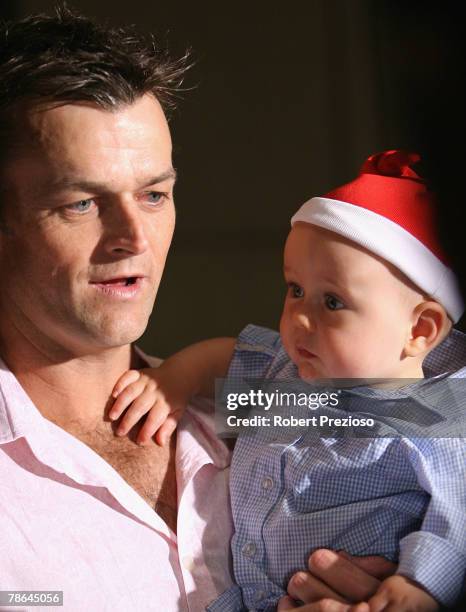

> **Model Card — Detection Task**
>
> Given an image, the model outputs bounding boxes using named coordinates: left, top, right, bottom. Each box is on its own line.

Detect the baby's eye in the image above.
left=325, top=294, right=345, bottom=310
left=288, top=283, right=304, bottom=298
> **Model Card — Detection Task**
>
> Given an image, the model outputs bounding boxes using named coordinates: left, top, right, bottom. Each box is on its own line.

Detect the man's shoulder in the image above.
left=136, top=351, right=163, bottom=369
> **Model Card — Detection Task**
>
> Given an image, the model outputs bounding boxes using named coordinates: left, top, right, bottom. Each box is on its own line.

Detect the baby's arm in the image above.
left=109, top=338, right=236, bottom=445
left=367, top=574, right=438, bottom=611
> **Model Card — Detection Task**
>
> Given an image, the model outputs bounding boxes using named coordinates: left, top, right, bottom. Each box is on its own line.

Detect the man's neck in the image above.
left=0, top=318, right=137, bottom=430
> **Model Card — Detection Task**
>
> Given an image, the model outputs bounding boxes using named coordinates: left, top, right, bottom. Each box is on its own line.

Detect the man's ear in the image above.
left=404, top=301, right=451, bottom=358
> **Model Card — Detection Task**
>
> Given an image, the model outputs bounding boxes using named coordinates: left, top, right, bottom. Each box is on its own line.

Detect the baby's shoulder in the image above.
left=232, top=324, right=296, bottom=380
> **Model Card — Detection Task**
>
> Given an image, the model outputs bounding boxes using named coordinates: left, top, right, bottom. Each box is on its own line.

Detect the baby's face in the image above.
left=280, top=223, right=424, bottom=380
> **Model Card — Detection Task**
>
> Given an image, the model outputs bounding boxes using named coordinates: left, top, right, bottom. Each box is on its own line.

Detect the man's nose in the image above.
left=103, top=199, right=149, bottom=256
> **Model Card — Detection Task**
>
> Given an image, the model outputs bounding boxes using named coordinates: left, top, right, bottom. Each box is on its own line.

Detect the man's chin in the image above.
left=82, top=318, right=151, bottom=350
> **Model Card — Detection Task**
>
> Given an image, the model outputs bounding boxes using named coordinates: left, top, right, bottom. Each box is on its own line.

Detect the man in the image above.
left=0, top=8, right=392, bottom=611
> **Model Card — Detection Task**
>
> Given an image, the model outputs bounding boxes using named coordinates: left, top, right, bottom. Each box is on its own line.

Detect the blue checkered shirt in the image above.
left=208, top=325, right=466, bottom=611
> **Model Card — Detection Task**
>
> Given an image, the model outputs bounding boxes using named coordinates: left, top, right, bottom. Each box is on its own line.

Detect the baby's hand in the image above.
left=109, top=367, right=186, bottom=446
left=367, top=574, right=438, bottom=612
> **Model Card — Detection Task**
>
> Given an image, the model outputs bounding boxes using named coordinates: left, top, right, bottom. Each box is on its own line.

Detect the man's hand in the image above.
left=277, top=596, right=368, bottom=612
left=278, top=549, right=396, bottom=611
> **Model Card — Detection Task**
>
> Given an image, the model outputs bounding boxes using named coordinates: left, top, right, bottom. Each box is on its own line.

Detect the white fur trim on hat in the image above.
left=291, top=197, right=464, bottom=322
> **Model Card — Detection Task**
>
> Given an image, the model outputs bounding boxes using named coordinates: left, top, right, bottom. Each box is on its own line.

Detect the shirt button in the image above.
left=241, top=542, right=256, bottom=557
left=262, top=476, right=274, bottom=490
left=182, top=555, right=196, bottom=571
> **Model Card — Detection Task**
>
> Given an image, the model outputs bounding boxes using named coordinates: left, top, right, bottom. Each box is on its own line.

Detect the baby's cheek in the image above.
left=298, top=361, right=320, bottom=381
left=328, top=336, right=372, bottom=378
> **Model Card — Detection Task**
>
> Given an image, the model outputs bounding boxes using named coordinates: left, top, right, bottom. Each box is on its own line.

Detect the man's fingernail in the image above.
left=291, top=572, right=307, bottom=586
left=312, top=549, right=336, bottom=568
left=337, top=550, right=352, bottom=560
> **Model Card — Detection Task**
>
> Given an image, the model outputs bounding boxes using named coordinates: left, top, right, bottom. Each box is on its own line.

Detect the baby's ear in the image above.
left=404, top=301, right=451, bottom=357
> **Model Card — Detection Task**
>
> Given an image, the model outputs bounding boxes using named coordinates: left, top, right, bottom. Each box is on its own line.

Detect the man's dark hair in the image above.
left=0, top=5, right=189, bottom=115
left=0, top=5, right=189, bottom=221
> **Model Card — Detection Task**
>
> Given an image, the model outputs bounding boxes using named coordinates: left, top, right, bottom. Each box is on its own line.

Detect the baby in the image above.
left=110, top=151, right=466, bottom=611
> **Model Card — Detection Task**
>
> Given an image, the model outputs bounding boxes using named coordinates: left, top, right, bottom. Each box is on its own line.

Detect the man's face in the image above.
left=280, top=223, right=422, bottom=380
left=0, top=95, right=176, bottom=354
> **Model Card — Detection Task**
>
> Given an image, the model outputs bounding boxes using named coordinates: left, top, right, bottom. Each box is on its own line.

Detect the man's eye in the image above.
left=145, top=191, right=166, bottom=205
left=67, top=199, right=95, bottom=214
left=288, top=283, right=304, bottom=298
left=325, top=294, right=345, bottom=310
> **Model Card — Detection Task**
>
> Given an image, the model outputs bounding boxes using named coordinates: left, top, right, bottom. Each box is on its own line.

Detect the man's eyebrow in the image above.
left=48, top=168, right=177, bottom=193
left=139, top=169, right=178, bottom=188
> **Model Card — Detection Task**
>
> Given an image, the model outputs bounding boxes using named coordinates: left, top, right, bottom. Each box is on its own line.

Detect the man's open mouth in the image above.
left=90, top=276, right=140, bottom=286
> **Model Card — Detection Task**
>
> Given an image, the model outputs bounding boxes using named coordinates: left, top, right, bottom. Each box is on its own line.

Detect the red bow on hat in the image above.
left=362, top=150, right=422, bottom=181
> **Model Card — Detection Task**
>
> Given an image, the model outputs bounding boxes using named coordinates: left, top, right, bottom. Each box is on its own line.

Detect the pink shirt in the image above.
left=0, top=355, right=234, bottom=611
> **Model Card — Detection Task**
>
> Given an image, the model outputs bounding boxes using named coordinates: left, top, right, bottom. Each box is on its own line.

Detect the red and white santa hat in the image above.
left=291, top=150, right=464, bottom=322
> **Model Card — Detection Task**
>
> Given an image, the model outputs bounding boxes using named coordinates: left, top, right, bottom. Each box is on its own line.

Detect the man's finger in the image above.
left=296, top=601, right=367, bottom=612
left=337, top=552, right=396, bottom=580
left=277, top=595, right=299, bottom=610
left=308, top=549, right=381, bottom=602
left=349, top=604, right=370, bottom=612
left=288, top=571, right=348, bottom=604
left=289, top=599, right=351, bottom=612
left=366, top=589, right=389, bottom=612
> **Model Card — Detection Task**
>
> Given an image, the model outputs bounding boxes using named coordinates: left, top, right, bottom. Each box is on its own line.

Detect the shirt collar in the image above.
left=0, top=357, right=48, bottom=443
left=423, top=328, right=466, bottom=377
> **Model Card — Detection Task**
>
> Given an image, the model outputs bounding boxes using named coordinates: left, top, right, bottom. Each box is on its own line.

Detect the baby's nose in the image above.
left=294, top=312, right=315, bottom=332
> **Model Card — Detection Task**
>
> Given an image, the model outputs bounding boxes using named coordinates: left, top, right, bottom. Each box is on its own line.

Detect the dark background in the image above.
left=2, top=1, right=465, bottom=356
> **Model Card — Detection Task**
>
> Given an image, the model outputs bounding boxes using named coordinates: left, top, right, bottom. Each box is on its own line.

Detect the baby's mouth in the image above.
left=297, top=347, right=316, bottom=359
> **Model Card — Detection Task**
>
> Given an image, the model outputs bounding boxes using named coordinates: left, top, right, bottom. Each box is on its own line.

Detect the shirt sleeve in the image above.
left=397, top=437, right=466, bottom=606
left=206, top=584, right=246, bottom=612
left=227, top=324, right=284, bottom=380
